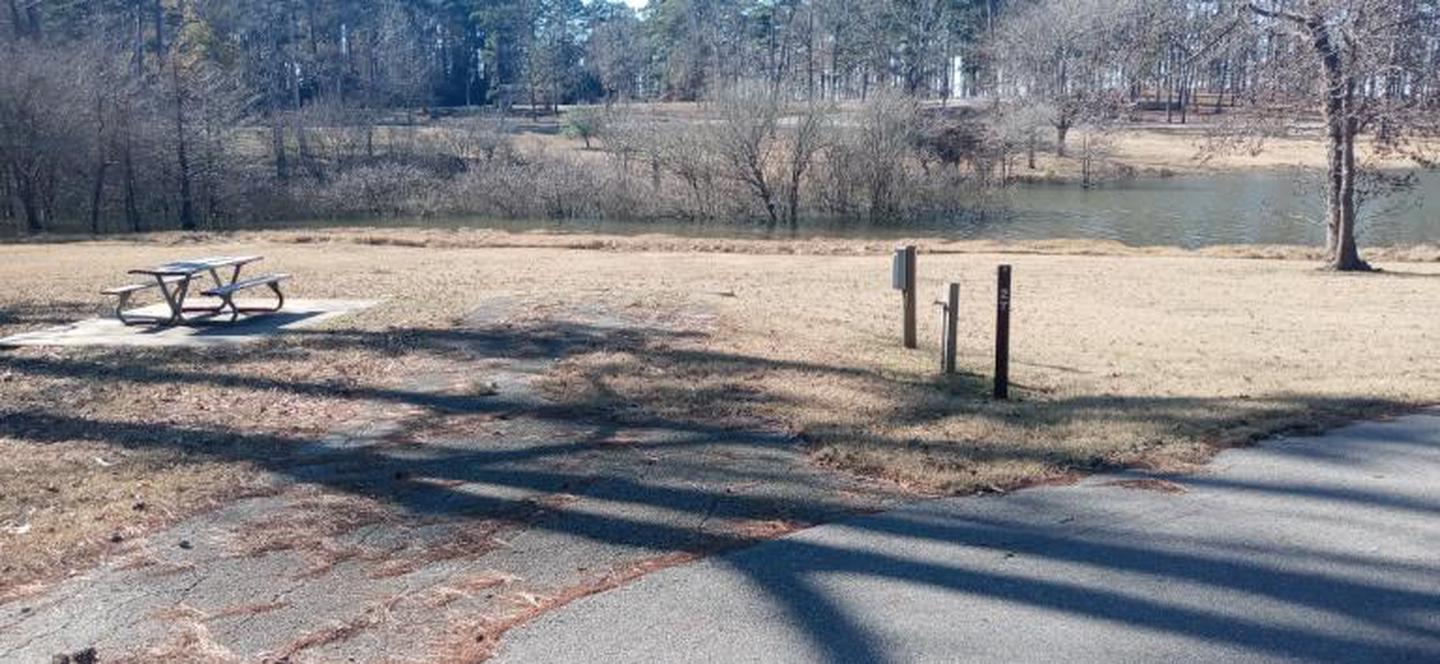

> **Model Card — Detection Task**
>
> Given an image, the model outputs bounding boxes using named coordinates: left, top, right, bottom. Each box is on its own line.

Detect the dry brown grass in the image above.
left=524, top=243, right=1440, bottom=492
left=2, top=230, right=1438, bottom=597
left=366, top=520, right=509, bottom=580
left=242, top=103, right=1375, bottom=188
left=1101, top=478, right=1189, bottom=494
left=302, top=102, right=1430, bottom=181
left=272, top=595, right=404, bottom=660
left=51, top=226, right=1435, bottom=263
left=116, top=604, right=241, bottom=664
left=1006, top=124, right=1435, bottom=181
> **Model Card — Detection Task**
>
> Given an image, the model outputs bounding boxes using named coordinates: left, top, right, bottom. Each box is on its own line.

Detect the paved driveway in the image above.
left=496, top=412, right=1440, bottom=663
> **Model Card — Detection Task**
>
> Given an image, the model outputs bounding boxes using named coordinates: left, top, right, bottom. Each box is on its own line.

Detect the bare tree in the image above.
left=707, top=83, right=784, bottom=225
left=781, top=98, right=834, bottom=228
left=0, top=42, right=87, bottom=233
left=606, top=109, right=724, bottom=220
left=1238, top=0, right=1440, bottom=270
left=990, top=0, right=1136, bottom=156
left=1074, top=122, right=1114, bottom=189
left=986, top=101, right=1056, bottom=181
left=585, top=2, right=645, bottom=103
left=843, top=89, right=925, bottom=221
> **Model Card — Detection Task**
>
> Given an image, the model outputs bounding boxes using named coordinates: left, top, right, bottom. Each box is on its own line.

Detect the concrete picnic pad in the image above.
left=0, top=299, right=376, bottom=348
left=495, top=411, right=1440, bottom=664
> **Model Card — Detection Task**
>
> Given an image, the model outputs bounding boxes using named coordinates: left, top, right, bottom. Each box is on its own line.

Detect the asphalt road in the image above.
left=496, top=411, right=1440, bottom=663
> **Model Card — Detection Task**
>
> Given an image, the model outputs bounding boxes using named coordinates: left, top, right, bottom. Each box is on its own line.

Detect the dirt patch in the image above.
left=224, top=491, right=399, bottom=560
left=724, top=518, right=813, bottom=541
left=272, top=595, right=404, bottom=661
left=116, top=617, right=239, bottom=664
left=1101, top=478, right=1189, bottom=494
left=366, top=521, right=510, bottom=579
left=207, top=600, right=291, bottom=620
left=446, top=552, right=703, bottom=662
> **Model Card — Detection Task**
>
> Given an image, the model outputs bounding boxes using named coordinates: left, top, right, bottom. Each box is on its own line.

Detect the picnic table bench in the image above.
left=102, top=255, right=289, bottom=326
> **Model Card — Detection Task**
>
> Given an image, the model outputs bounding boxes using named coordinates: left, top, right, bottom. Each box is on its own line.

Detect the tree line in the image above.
left=2, top=1, right=1438, bottom=269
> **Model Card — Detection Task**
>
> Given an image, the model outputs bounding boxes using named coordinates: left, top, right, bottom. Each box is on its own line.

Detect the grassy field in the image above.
left=2, top=228, right=1439, bottom=597
left=457, top=103, right=1412, bottom=179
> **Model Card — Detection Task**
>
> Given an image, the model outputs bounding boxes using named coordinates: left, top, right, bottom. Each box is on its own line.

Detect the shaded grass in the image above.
left=2, top=233, right=1438, bottom=597
left=532, top=249, right=1440, bottom=492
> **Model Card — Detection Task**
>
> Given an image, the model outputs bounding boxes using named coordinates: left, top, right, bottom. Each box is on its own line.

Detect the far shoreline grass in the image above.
left=4, top=224, right=1439, bottom=263
left=2, top=228, right=1439, bottom=596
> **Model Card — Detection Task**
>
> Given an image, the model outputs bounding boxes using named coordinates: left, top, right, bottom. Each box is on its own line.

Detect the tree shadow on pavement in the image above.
left=1, top=318, right=1437, bottom=662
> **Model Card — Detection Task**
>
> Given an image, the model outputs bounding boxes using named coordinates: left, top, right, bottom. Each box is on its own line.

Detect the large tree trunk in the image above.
left=1323, top=103, right=1343, bottom=257
left=1313, top=22, right=1369, bottom=271
left=1332, top=116, right=1365, bottom=270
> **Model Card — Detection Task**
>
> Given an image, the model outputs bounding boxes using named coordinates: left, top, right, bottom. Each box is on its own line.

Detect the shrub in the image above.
left=562, top=106, right=608, bottom=149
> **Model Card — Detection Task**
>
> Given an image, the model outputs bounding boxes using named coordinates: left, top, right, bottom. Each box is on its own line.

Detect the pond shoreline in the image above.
left=9, top=166, right=1434, bottom=248
left=4, top=226, right=1438, bottom=264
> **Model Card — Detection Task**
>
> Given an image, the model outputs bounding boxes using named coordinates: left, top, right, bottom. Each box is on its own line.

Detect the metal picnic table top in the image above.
left=127, top=255, right=264, bottom=277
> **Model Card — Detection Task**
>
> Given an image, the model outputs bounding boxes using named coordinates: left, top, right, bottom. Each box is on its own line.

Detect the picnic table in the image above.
left=102, top=255, right=289, bottom=326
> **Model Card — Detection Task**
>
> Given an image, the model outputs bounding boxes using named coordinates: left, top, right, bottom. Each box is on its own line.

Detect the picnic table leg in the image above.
left=266, top=281, right=285, bottom=313
left=178, top=266, right=242, bottom=319
left=228, top=282, right=285, bottom=319
left=221, top=264, right=245, bottom=320
left=172, top=278, right=193, bottom=324
left=114, top=291, right=136, bottom=325
left=155, top=276, right=191, bottom=325
left=206, top=265, right=242, bottom=290
left=222, top=292, right=239, bottom=321
left=208, top=264, right=245, bottom=320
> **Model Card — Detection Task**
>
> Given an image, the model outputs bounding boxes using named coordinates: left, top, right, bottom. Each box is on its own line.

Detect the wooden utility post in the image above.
left=994, top=265, right=1011, bottom=399
left=941, top=282, right=959, bottom=374
left=893, top=246, right=917, bottom=349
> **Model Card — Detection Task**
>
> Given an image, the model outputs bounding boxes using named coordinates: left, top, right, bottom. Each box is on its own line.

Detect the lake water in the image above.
left=983, top=170, right=1439, bottom=248
left=367, top=170, right=1438, bottom=249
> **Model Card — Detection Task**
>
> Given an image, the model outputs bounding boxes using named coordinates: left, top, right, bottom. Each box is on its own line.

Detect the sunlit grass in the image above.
left=2, top=229, right=1438, bottom=594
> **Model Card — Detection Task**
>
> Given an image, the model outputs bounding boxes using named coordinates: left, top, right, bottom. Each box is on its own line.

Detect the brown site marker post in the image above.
left=994, top=265, right=1011, bottom=399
